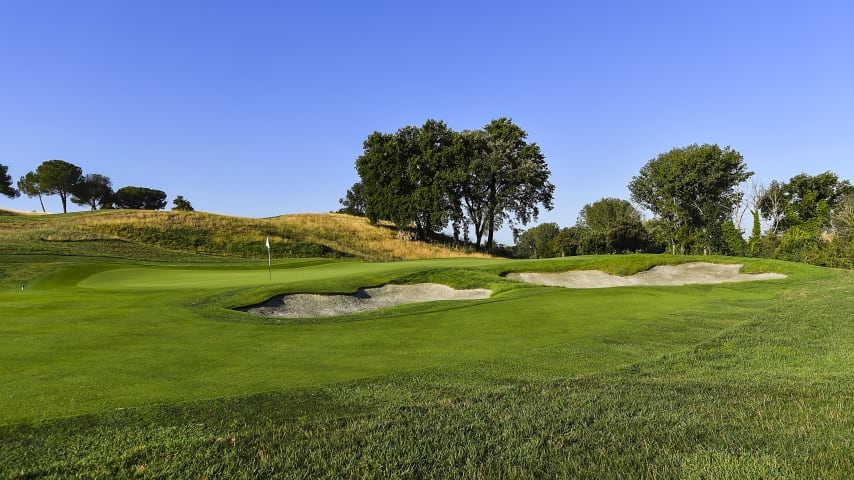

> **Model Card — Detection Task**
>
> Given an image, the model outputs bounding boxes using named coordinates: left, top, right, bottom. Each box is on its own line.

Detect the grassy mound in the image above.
left=0, top=209, right=488, bottom=262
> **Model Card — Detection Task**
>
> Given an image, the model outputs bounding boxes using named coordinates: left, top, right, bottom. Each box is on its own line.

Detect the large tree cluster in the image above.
left=353, top=118, right=555, bottom=250
left=750, top=171, right=854, bottom=265
left=628, top=144, right=752, bottom=255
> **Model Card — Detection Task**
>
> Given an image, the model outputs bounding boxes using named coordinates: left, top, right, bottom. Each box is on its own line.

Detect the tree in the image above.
left=409, top=119, right=456, bottom=237
left=35, top=159, right=83, bottom=213
left=452, top=129, right=491, bottom=247
left=113, top=186, right=167, bottom=210
left=357, top=120, right=465, bottom=239
left=1, top=164, right=18, bottom=199
left=771, top=171, right=853, bottom=233
left=71, top=173, right=113, bottom=210
left=357, top=128, right=417, bottom=230
left=722, top=220, right=748, bottom=256
left=17, top=171, right=45, bottom=212
left=830, top=196, right=854, bottom=242
left=577, top=197, right=642, bottom=231
left=337, top=182, right=366, bottom=216
left=758, top=180, right=785, bottom=235
left=576, top=198, right=648, bottom=254
left=746, top=180, right=767, bottom=255
left=468, top=118, right=554, bottom=249
left=628, top=144, right=752, bottom=255
left=172, top=195, right=194, bottom=211
left=355, top=118, right=554, bottom=249
left=553, top=227, right=580, bottom=257
left=515, top=222, right=561, bottom=258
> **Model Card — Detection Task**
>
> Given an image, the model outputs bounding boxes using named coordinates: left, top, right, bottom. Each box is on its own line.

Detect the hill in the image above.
left=0, top=209, right=489, bottom=262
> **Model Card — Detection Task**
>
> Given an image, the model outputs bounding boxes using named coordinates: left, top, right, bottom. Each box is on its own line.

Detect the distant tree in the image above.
left=553, top=227, right=580, bottom=257
left=830, top=195, right=854, bottom=243
left=113, top=186, right=167, bottom=210
left=71, top=173, right=113, bottom=210
left=628, top=144, right=751, bottom=255
left=758, top=180, right=785, bottom=235
left=515, top=222, right=561, bottom=258
left=721, top=220, right=748, bottom=256
left=337, top=182, right=366, bottom=216
left=607, top=219, right=650, bottom=253
left=577, top=198, right=643, bottom=231
left=768, top=171, right=853, bottom=233
left=578, top=229, right=609, bottom=255
left=576, top=198, right=648, bottom=254
left=1, top=164, right=18, bottom=199
left=172, top=195, right=194, bottom=211
left=746, top=180, right=766, bottom=255
left=35, top=159, right=83, bottom=213
left=17, top=171, right=45, bottom=212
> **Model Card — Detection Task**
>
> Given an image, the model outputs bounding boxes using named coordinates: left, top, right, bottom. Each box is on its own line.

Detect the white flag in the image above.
left=265, top=236, right=271, bottom=276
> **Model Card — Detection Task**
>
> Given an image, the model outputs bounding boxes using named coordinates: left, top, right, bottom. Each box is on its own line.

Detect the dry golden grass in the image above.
left=1, top=209, right=490, bottom=261
left=0, top=208, right=49, bottom=216
left=270, top=213, right=491, bottom=260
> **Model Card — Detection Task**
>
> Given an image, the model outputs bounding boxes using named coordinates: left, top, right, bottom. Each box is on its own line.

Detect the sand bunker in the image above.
left=507, top=262, right=786, bottom=289
left=239, top=283, right=492, bottom=318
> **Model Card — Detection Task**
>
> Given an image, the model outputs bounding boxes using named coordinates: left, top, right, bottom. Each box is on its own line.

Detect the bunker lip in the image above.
left=506, top=262, right=787, bottom=289
left=238, top=283, right=492, bottom=318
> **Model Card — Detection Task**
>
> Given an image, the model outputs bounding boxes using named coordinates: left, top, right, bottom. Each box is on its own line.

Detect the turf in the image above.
left=1, top=247, right=852, bottom=478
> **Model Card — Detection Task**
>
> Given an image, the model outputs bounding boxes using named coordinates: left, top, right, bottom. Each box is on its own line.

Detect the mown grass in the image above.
left=0, top=214, right=850, bottom=478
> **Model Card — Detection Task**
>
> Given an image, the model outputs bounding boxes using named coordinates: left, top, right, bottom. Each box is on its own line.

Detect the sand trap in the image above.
left=507, top=262, right=786, bottom=289
left=239, top=283, right=492, bottom=318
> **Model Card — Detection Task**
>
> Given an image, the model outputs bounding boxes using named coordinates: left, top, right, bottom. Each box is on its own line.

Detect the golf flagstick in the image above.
left=265, top=236, right=271, bottom=280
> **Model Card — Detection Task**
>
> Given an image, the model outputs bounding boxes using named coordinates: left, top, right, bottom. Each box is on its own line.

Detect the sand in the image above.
left=506, top=262, right=786, bottom=289
left=239, top=283, right=492, bottom=318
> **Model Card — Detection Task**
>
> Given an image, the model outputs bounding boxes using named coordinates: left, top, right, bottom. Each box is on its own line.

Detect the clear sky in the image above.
left=2, top=1, right=852, bottom=244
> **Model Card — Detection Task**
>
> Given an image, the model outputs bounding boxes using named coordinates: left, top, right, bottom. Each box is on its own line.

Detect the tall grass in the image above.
left=0, top=210, right=489, bottom=261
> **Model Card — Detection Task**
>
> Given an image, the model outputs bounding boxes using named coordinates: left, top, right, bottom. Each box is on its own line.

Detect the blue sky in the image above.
left=2, top=1, right=852, bottom=244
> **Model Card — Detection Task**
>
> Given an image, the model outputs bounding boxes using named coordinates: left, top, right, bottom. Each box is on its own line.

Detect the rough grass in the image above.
left=0, top=209, right=490, bottom=261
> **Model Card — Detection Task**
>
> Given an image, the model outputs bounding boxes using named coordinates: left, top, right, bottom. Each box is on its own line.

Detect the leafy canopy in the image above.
left=36, top=159, right=84, bottom=213
left=0, top=164, right=18, bottom=199
left=113, top=186, right=168, bottom=210
left=71, top=173, right=113, bottom=210
left=172, top=195, right=194, bottom=211
left=628, top=144, right=751, bottom=254
left=355, top=118, right=554, bottom=250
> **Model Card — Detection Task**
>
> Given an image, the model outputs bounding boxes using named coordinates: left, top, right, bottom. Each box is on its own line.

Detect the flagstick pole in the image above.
left=266, top=236, right=271, bottom=280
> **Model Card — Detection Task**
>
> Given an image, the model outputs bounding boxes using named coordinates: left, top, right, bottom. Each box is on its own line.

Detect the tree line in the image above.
left=1, top=160, right=194, bottom=213
left=513, top=143, right=854, bottom=269
left=341, top=117, right=555, bottom=250
left=515, top=197, right=653, bottom=258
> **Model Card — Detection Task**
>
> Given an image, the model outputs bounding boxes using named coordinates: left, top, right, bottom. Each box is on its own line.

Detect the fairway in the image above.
left=1, top=256, right=781, bottom=424
left=2, top=253, right=853, bottom=478
left=1, top=257, right=767, bottom=423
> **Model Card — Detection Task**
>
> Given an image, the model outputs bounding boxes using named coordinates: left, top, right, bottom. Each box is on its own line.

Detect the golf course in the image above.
left=1, top=210, right=852, bottom=478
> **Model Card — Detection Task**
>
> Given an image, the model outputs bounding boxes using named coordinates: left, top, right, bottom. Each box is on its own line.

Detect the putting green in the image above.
left=75, top=258, right=495, bottom=290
